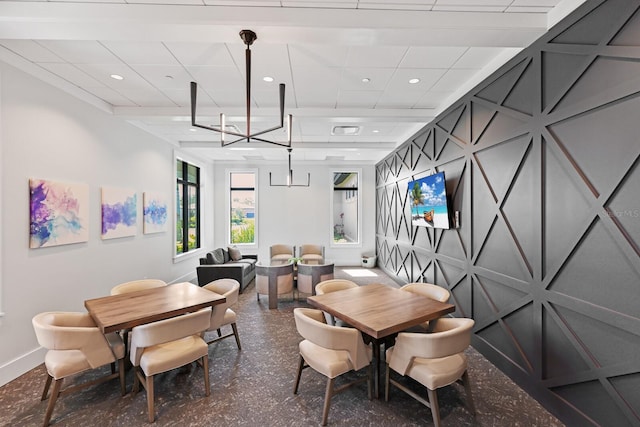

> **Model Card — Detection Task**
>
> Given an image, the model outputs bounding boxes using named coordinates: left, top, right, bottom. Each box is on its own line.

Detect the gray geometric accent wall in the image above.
left=375, top=1, right=640, bottom=425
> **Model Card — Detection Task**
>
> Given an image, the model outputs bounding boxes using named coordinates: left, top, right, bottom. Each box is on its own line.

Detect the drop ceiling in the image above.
left=0, top=0, right=584, bottom=164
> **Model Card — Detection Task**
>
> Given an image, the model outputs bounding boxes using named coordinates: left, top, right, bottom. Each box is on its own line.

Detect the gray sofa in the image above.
left=197, top=247, right=257, bottom=293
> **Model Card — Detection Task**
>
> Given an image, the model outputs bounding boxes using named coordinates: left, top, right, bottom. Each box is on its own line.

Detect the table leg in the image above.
left=372, top=340, right=380, bottom=399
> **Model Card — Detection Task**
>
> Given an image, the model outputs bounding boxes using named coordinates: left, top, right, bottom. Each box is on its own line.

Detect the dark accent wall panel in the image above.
left=374, top=1, right=640, bottom=425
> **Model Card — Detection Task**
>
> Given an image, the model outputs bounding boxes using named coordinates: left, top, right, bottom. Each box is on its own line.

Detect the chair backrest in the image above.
left=297, top=263, right=335, bottom=294
left=110, top=279, right=168, bottom=295
left=315, top=279, right=358, bottom=295
left=293, top=308, right=370, bottom=371
left=32, top=312, right=117, bottom=368
left=270, top=244, right=294, bottom=258
left=129, top=308, right=212, bottom=366
left=388, top=317, right=474, bottom=376
left=256, top=262, right=294, bottom=295
left=298, top=244, right=324, bottom=264
left=400, top=282, right=450, bottom=303
left=202, top=279, right=240, bottom=330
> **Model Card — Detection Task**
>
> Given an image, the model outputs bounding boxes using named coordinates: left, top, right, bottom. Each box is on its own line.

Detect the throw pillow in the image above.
left=228, top=246, right=242, bottom=261
left=211, top=248, right=225, bottom=264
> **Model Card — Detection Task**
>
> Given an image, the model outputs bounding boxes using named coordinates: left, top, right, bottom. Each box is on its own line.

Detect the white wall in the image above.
left=212, top=163, right=376, bottom=265
left=0, top=62, right=214, bottom=386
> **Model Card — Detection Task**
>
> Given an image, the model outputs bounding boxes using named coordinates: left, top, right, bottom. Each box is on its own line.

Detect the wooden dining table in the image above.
left=84, top=281, right=225, bottom=334
left=307, top=283, right=455, bottom=397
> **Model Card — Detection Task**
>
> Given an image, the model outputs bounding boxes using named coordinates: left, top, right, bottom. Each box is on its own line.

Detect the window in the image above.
left=331, top=171, right=360, bottom=245
left=229, top=172, right=256, bottom=245
left=176, top=159, right=200, bottom=254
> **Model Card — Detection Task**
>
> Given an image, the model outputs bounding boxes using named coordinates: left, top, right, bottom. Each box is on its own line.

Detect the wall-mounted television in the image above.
left=408, top=171, right=451, bottom=229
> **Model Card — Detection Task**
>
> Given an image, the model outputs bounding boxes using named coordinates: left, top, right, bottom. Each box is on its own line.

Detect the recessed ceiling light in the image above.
left=409, top=78, right=420, bottom=84
left=332, top=126, right=360, bottom=136
left=372, top=129, right=380, bottom=133
left=362, top=78, right=371, bottom=83
left=189, top=128, right=197, bottom=132
left=110, top=74, right=124, bottom=80
left=263, top=76, right=274, bottom=82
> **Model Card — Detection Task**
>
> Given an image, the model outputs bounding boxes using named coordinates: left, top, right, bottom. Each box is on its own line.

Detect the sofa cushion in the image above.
left=210, top=248, right=225, bottom=265
left=222, top=248, right=231, bottom=263
left=228, top=246, right=242, bottom=261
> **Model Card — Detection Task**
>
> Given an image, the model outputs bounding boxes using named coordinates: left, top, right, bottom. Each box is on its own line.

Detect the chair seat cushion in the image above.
left=388, top=347, right=467, bottom=390
left=299, top=340, right=353, bottom=379
left=271, top=254, right=292, bottom=262
left=45, top=350, right=92, bottom=379
left=301, top=254, right=323, bottom=262
left=139, top=335, right=208, bottom=376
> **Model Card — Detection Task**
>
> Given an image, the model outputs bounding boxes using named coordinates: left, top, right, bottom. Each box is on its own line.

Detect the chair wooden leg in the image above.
left=118, top=358, right=126, bottom=396
left=41, top=374, right=53, bottom=401
left=145, top=375, right=155, bottom=423
left=368, top=360, right=373, bottom=400
left=461, top=370, right=476, bottom=416
left=132, top=367, right=140, bottom=395
left=231, top=323, right=242, bottom=350
left=293, top=355, right=305, bottom=394
left=321, top=377, right=335, bottom=426
left=203, top=356, right=210, bottom=397
left=384, top=363, right=390, bottom=401
left=42, top=378, right=62, bottom=427
left=427, top=388, right=441, bottom=427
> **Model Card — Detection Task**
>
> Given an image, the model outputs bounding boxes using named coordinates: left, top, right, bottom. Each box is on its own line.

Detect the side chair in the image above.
left=129, top=308, right=212, bottom=423
left=293, top=308, right=372, bottom=426
left=32, top=312, right=126, bottom=427
left=202, top=278, right=242, bottom=350
left=385, top=317, right=476, bottom=427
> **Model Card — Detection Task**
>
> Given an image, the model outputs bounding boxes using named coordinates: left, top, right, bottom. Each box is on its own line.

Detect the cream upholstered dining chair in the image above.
left=385, top=317, right=476, bottom=427
left=314, top=279, right=358, bottom=325
left=400, top=282, right=450, bottom=303
left=400, top=283, right=451, bottom=332
left=110, top=279, right=169, bottom=350
left=293, top=308, right=373, bottom=426
left=202, top=278, right=241, bottom=350
left=110, top=279, right=167, bottom=295
left=270, top=244, right=295, bottom=265
left=32, top=312, right=126, bottom=427
left=255, top=262, right=295, bottom=307
left=129, top=308, right=212, bottom=423
left=298, top=244, right=324, bottom=264
left=296, top=262, right=334, bottom=297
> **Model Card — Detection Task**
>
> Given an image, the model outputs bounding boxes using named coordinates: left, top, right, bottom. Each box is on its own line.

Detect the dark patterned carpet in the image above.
left=0, top=267, right=564, bottom=426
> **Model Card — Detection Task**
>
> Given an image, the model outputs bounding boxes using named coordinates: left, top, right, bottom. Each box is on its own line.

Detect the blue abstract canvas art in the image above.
left=143, top=191, right=168, bottom=234
left=29, top=178, right=89, bottom=248
left=101, top=187, right=137, bottom=239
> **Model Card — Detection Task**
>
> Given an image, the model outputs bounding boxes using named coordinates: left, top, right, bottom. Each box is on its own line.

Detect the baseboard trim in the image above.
left=0, top=346, right=46, bottom=387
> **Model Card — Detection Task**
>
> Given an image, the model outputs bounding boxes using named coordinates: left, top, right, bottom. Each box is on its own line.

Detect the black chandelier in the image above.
left=269, top=148, right=310, bottom=187
left=190, top=29, right=292, bottom=147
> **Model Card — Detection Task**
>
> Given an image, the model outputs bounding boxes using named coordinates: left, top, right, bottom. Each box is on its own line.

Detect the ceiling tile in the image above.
left=0, top=40, right=63, bottom=63
left=346, top=46, right=407, bottom=68
left=399, top=46, right=468, bottom=69
left=429, top=68, right=481, bottom=91
left=102, top=41, right=179, bottom=65
left=452, top=47, right=506, bottom=68
left=38, top=41, right=122, bottom=64
left=130, top=64, right=192, bottom=90
left=289, top=44, right=349, bottom=68
left=38, top=63, right=105, bottom=88
left=336, top=90, right=382, bottom=108
left=164, top=42, right=234, bottom=67
left=340, top=67, right=395, bottom=91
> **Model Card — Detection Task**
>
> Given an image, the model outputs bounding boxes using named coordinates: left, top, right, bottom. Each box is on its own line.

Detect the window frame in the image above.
left=174, top=155, right=202, bottom=258
left=330, top=169, right=362, bottom=248
left=226, top=169, right=258, bottom=249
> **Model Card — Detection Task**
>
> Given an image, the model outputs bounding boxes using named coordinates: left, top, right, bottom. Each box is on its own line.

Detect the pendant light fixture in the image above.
left=190, top=29, right=292, bottom=147
left=269, top=148, right=310, bottom=187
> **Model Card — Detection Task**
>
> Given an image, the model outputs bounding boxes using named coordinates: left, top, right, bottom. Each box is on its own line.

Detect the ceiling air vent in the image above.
left=331, top=126, right=360, bottom=136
